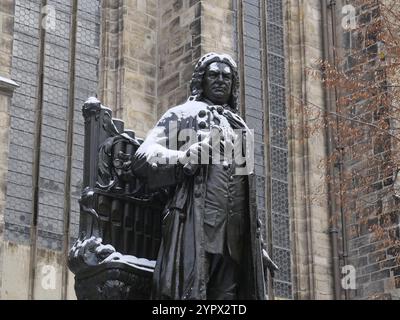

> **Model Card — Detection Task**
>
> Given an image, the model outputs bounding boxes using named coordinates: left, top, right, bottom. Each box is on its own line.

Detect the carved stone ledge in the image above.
left=0, top=76, right=19, bottom=96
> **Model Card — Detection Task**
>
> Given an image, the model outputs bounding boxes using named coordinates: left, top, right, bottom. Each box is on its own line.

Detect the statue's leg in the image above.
left=206, top=253, right=239, bottom=300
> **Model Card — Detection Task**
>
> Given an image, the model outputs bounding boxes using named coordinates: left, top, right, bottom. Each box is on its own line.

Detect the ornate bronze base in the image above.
left=74, top=262, right=153, bottom=300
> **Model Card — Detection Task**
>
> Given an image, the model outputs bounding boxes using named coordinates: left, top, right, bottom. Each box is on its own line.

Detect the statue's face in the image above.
left=203, top=62, right=233, bottom=105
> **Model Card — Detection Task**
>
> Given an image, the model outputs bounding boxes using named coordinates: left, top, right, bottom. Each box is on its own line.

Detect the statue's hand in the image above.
left=177, top=125, right=238, bottom=171
left=262, top=249, right=279, bottom=278
left=218, top=126, right=237, bottom=156
left=258, top=218, right=279, bottom=278
left=198, top=125, right=237, bottom=163
left=177, top=141, right=210, bottom=170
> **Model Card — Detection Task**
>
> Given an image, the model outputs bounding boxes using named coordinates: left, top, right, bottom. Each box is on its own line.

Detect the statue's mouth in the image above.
left=213, top=86, right=227, bottom=93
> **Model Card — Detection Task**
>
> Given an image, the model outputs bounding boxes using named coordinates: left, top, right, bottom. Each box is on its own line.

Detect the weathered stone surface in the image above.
left=288, top=0, right=334, bottom=300
left=0, top=0, right=14, bottom=301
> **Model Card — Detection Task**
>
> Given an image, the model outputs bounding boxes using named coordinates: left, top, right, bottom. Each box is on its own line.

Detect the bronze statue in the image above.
left=131, top=52, right=277, bottom=299
left=68, top=52, right=277, bottom=300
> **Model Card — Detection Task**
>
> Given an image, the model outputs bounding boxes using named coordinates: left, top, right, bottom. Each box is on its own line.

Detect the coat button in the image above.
left=217, top=106, right=224, bottom=114
left=223, top=161, right=230, bottom=170
left=229, top=176, right=234, bottom=182
left=199, top=121, right=207, bottom=129
left=198, top=110, right=207, bottom=118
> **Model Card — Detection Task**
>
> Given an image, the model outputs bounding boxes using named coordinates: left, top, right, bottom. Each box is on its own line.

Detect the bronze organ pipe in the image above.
left=123, top=130, right=136, bottom=254
left=111, top=119, right=125, bottom=248
left=97, top=108, right=114, bottom=243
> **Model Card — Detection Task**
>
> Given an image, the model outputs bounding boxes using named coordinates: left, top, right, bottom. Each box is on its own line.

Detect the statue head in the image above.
left=189, top=52, right=239, bottom=112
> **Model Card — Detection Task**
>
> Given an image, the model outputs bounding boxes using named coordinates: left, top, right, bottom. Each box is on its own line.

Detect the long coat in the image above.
left=132, top=99, right=267, bottom=300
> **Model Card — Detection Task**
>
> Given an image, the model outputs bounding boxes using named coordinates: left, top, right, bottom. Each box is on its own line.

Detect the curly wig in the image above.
left=189, top=52, right=239, bottom=113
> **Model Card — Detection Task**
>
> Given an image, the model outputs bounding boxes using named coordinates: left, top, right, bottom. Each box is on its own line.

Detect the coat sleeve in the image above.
left=131, top=109, right=186, bottom=190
